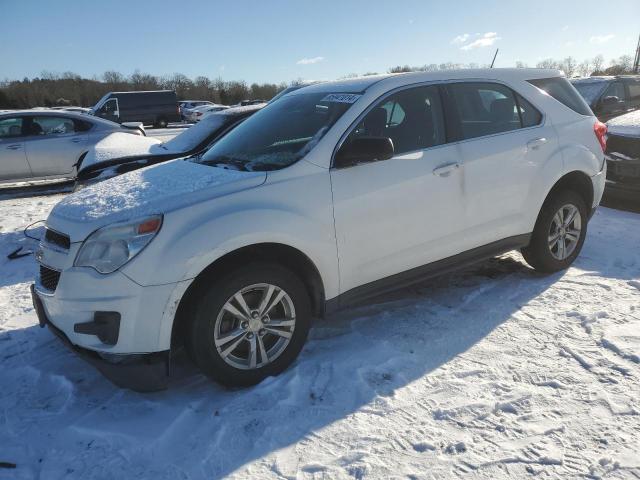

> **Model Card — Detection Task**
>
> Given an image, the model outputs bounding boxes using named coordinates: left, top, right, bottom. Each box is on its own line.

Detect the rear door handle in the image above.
left=433, top=162, right=460, bottom=177
left=6, top=144, right=22, bottom=150
left=527, top=138, right=547, bottom=150
left=71, top=138, right=82, bottom=143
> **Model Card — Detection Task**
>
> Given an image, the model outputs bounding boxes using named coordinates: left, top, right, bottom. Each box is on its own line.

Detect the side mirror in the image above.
left=602, top=95, right=620, bottom=105
left=334, top=136, right=394, bottom=168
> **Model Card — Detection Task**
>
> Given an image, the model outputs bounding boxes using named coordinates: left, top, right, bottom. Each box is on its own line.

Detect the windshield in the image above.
left=196, top=92, right=359, bottom=171
left=162, top=113, right=230, bottom=152
left=571, top=81, right=607, bottom=106
left=91, top=93, right=111, bottom=113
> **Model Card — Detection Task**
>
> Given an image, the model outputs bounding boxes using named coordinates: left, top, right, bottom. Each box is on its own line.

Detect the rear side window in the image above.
left=516, top=94, right=542, bottom=127
left=447, top=82, right=522, bottom=140
left=29, top=116, right=76, bottom=135
left=528, top=77, right=592, bottom=116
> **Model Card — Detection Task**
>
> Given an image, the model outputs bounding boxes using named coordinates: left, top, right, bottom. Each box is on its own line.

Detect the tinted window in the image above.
left=516, top=94, right=542, bottom=127
left=627, top=81, right=640, bottom=101
left=448, top=82, right=521, bottom=140
left=603, top=82, right=626, bottom=101
left=346, top=85, right=445, bottom=155
left=571, top=80, right=608, bottom=106
left=0, top=117, right=24, bottom=138
left=29, top=116, right=76, bottom=136
left=528, top=77, right=592, bottom=116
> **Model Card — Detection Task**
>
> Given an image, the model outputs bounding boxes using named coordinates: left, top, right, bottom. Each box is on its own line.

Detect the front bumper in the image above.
left=31, top=284, right=169, bottom=392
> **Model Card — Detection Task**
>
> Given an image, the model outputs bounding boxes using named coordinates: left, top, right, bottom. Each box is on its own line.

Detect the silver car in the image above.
left=0, top=110, right=144, bottom=184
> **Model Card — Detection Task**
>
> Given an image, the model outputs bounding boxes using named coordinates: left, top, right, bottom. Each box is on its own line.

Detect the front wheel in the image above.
left=154, top=117, right=168, bottom=128
left=186, top=263, right=311, bottom=387
left=521, top=190, right=588, bottom=273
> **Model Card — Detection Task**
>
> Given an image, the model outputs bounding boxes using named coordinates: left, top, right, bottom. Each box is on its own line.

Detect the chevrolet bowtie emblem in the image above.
left=35, top=249, right=44, bottom=262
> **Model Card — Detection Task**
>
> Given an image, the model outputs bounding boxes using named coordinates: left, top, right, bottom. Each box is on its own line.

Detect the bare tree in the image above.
left=592, top=55, right=605, bottom=74
left=577, top=60, right=591, bottom=77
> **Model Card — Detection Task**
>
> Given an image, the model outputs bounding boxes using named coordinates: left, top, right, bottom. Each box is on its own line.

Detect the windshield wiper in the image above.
left=202, top=155, right=250, bottom=171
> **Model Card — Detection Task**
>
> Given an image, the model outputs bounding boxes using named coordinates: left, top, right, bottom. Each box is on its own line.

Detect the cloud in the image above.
left=589, top=34, right=614, bottom=44
left=297, top=56, right=325, bottom=65
left=460, top=32, right=501, bottom=50
left=451, top=34, right=469, bottom=45
left=561, top=25, right=569, bottom=31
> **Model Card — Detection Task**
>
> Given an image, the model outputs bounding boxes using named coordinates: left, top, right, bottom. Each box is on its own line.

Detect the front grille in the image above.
left=44, top=228, right=70, bottom=250
left=40, top=265, right=61, bottom=292
left=606, top=134, right=640, bottom=160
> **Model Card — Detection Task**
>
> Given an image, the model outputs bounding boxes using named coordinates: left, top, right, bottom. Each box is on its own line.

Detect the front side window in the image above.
left=448, top=82, right=522, bottom=140
left=345, top=85, right=446, bottom=155
left=0, top=117, right=24, bottom=138
left=28, top=116, right=76, bottom=136
left=198, top=92, right=357, bottom=171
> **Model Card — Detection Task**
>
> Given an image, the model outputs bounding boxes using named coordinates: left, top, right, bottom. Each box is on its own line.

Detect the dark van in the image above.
left=90, top=90, right=181, bottom=128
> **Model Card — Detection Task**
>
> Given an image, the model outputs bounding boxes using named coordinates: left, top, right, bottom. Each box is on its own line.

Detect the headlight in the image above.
left=75, top=215, right=162, bottom=274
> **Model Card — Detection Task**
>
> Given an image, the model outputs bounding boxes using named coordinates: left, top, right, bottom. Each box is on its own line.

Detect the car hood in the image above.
left=48, top=160, right=266, bottom=242
left=606, top=110, right=640, bottom=138
left=80, top=132, right=167, bottom=171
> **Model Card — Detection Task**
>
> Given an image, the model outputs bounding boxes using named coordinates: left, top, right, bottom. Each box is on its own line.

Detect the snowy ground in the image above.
left=0, top=191, right=639, bottom=479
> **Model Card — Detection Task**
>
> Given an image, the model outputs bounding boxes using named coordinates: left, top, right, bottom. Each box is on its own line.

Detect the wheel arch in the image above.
left=544, top=170, right=594, bottom=211
left=170, top=242, right=326, bottom=349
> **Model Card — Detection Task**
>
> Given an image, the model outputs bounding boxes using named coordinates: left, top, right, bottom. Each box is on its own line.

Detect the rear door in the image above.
left=23, top=115, right=88, bottom=176
left=445, top=81, right=553, bottom=245
left=0, top=116, right=31, bottom=181
left=330, top=84, right=467, bottom=293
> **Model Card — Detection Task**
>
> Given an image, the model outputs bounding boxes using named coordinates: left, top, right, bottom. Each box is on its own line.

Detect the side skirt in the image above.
left=324, top=233, right=531, bottom=314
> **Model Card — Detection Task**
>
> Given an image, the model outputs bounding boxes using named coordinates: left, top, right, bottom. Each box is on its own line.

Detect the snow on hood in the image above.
left=49, top=159, right=266, bottom=241
left=607, top=110, right=640, bottom=137
left=81, top=132, right=164, bottom=170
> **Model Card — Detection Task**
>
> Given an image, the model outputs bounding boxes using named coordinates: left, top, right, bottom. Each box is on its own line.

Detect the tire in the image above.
left=185, top=263, right=312, bottom=387
left=154, top=117, right=168, bottom=128
left=521, top=190, right=588, bottom=273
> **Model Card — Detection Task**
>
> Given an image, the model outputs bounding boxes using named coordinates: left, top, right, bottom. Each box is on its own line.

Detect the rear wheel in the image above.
left=186, top=263, right=311, bottom=386
left=154, top=117, right=168, bottom=128
left=521, top=190, right=588, bottom=273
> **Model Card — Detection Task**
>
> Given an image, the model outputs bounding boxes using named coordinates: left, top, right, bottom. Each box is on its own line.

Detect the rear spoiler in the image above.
left=121, top=122, right=146, bottom=136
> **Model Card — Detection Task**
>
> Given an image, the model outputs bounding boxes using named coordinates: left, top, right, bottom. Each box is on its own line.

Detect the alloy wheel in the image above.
left=548, top=203, right=582, bottom=261
left=214, top=283, right=296, bottom=370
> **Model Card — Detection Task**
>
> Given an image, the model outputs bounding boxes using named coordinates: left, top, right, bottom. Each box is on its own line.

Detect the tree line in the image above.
left=1, top=54, right=636, bottom=109
left=0, top=71, right=289, bottom=109
left=386, top=54, right=636, bottom=78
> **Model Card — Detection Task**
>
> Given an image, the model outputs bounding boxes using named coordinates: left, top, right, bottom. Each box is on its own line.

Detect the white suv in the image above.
left=32, top=69, right=607, bottom=391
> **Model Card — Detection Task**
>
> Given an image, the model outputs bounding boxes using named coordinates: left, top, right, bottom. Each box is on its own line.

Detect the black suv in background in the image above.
left=571, top=75, right=640, bottom=121
left=90, top=90, right=181, bottom=128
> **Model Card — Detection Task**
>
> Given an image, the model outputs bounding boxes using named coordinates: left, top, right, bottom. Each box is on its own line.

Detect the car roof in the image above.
left=294, top=68, right=564, bottom=95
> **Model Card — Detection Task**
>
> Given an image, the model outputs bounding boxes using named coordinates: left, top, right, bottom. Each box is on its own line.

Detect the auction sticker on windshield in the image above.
left=321, top=93, right=361, bottom=103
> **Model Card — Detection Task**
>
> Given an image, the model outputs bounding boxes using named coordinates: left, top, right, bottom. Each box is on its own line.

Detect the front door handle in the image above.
left=433, top=162, right=460, bottom=177
left=6, top=144, right=22, bottom=150
left=527, top=138, right=547, bottom=150
left=70, top=138, right=82, bottom=143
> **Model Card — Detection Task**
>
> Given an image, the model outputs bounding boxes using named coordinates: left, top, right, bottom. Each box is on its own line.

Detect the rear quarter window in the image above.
left=528, top=77, right=593, bottom=116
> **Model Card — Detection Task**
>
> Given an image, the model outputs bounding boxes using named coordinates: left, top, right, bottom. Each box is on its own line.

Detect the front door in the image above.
left=23, top=116, right=87, bottom=177
left=0, top=116, right=31, bottom=181
left=330, top=84, right=467, bottom=294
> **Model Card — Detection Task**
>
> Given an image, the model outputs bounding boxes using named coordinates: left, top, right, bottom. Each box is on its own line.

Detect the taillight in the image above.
left=594, top=121, right=607, bottom=153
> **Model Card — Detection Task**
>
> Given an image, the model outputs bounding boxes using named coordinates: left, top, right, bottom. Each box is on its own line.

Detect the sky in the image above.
left=1, top=0, right=638, bottom=84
